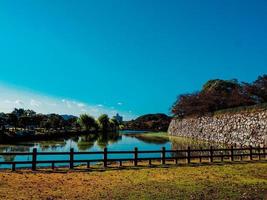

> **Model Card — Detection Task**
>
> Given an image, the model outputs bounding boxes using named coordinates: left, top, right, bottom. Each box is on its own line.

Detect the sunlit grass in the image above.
left=0, top=162, right=266, bottom=200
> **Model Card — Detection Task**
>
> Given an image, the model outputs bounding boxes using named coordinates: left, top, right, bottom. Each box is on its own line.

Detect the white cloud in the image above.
left=15, top=100, right=24, bottom=106
left=80, top=108, right=87, bottom=112
left=77, top=103, right=85, bottom=108
left=0, top=85, right=136, bottom=120
left=117, top=102, right=123, bottom=106
left=30, top=99, right=41, bottom=107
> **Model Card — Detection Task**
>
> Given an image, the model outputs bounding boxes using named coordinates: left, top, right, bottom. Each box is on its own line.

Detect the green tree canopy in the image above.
left=78, top=114, right=98, bottom=131
left=98, top=114, right=110, bottom=131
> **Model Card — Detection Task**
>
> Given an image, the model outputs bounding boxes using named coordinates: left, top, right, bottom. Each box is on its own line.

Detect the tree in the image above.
left=65, top=117, right=78, bottom=129
left=171, top=78, right=257, bottom=117
left=18, top=116, right=32, bottom=129
left=78, top=114, right=98, bottom=131
left=7, top=114, right=18, bottom=129
left=47, top=114, right=64, bottom=129
left=109, top=118, right=119, bottom=131
left=98, top=114, right=110, bottom=131
left=0, top=116, right=6, bottom=133
left=245, top=75, right=267, bottom=103
left=11, top=108, right=36, bottom=117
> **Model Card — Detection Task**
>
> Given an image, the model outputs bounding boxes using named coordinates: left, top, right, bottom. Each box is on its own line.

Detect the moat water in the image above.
left=0, top=131, right=222, bottom=169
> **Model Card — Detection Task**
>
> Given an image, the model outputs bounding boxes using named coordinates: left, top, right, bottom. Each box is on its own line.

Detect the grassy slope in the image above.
left=129, top=132, right=168, bottom=137
left=126, top=132, right=169, bottom=144
left=0, top=162, right=266, bottom=200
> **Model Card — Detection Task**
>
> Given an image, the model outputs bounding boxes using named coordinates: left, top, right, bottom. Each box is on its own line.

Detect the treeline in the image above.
left=172, top=74, right=267, bottom=118
left=78, top=114, right=122, bottom=132
left=123, top=114, right=171, bottom=131
left=0, top=108, right=122, bottom=133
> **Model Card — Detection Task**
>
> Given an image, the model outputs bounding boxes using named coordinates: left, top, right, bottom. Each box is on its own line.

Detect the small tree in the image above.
left=245, top=75, right=267, bottom=103
left=109, top=118, right=119, bottom=131
left=78, top=114, right=98, bottom=132
left=98, top=114, right=110, bottom=132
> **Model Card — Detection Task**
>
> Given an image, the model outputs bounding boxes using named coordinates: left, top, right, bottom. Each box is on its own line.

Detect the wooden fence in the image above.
left=0, top=146, right=266, bottom=171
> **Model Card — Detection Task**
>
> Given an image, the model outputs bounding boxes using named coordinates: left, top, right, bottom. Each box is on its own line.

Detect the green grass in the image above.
left=129, top=132, right=224, bottom=148
left=127, top=132, right=169, bottom=144
left=138, top=132, right=169, bottom=138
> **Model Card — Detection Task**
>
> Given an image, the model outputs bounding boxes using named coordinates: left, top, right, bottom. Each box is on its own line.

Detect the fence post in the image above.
left=264, top=145, right=266, bottom=159
left=220, top=151, right=224, bottom=162
left=210, top=146, right=213, bottom=162
left=69, top=148, right=74, bottom=169
left=230, top=146, right=234, bottom=162
left=240, top=145, right=243, bottom=161
left=134, top=147, right=138, bottom=166
left=258, top=145, right=261, bottom=160
left=199, top=147, right=202, bottom=163
left=12, top=163, right=16, bottom=171
left=161, top=147, right=166, bottom=165
left=187, top=147, right=191, bottom=164
left=175, top=150, right=178, bottom=164
left=249, top=145, right=253, bottom=160
left=149, top=159, right=152, bottom=166
left=103, top=147, right=108, bottom=167
left=32, top=148, right=37, bottom=171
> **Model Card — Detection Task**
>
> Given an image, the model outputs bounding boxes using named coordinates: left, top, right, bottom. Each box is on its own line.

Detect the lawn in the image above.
left=125, top=132, right=170, bottom=144
left=0, top=162, right=266, bottom=200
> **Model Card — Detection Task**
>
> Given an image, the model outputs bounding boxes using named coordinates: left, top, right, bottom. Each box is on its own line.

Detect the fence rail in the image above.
left=0, top=145, right=266, bottom=171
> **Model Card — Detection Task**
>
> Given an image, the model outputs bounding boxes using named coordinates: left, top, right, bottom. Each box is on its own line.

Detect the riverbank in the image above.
left=0, top=129, right=121, bottom=144
left=0, top=162, right=266, bottom=200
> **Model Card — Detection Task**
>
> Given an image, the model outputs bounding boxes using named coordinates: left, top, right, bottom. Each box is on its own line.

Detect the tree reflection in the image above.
left=76, top=132, right=122, bottom=150
left=77, top=134, right=98, bottom=151
left=96, top=132, right=122, bottom=149
left=125, top=134, right=169, bottom=145
left=0, top=145, right=33, bottom=162
left=38, top=139, right=67, bottom=151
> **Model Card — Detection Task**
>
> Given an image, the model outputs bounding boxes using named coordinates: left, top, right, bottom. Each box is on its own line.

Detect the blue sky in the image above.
left=0, top=0, right=266, bottom=119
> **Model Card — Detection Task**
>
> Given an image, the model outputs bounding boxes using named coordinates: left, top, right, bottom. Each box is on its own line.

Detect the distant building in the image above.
left=113, top=113, right=123, bottom=123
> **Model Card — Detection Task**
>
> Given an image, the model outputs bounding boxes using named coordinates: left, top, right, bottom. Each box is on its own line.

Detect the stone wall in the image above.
left=168, top=108, right=267, bottom=146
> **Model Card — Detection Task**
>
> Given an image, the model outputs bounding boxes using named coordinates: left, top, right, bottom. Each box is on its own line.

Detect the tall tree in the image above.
left=98, top=114, right=110, bottom=131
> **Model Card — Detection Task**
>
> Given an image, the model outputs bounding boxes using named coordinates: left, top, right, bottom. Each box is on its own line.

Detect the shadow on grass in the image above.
left=1, top=159, right=266, bottom=174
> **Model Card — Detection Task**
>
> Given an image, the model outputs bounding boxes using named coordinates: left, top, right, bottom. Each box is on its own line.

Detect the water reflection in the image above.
left=77, top=134, right=97, bottom=151
left=96, top=132, right=122, bottom=149
left=76, top=132, right=122, bottom=150
left=0, top=145, right=33, bottom=162
left=0, top=132, right=224, bottom=154
left=0, top=131, right=228, bottom=168
left=39, top=140, right=67, bottom=151
left=124, top=134, right=169, bottom=145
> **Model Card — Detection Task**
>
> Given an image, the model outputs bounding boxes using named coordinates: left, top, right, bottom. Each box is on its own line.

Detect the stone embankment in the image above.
left=168, top=107, right=267, bottom=146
